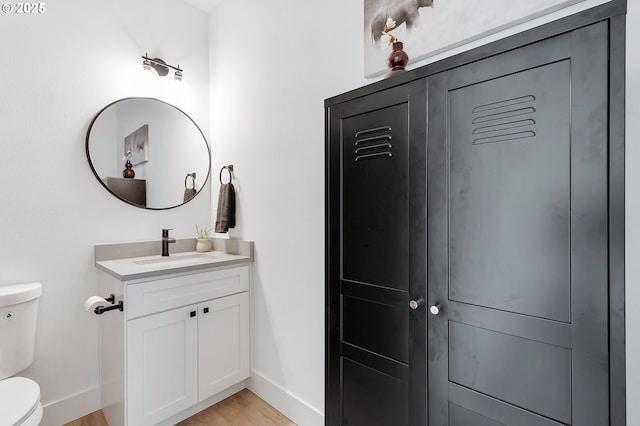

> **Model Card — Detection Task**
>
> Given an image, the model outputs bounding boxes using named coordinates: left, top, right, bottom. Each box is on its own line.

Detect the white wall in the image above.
left=208, top=2, right=365, bottom=423
left=209, top=0, right=637, bottom=424
left=0, top=1, right=210, bottom=424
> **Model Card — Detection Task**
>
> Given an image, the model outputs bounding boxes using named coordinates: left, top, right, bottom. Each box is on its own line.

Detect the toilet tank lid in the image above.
left=0, top=283, right=42, bottom=307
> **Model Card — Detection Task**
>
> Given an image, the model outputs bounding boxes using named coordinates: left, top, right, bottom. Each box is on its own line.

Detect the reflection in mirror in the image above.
left=86, top=98, right=210, bottom=209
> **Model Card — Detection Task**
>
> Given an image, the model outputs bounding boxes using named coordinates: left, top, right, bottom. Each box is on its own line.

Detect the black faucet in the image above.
left=161, top=229, right=176, bottom=256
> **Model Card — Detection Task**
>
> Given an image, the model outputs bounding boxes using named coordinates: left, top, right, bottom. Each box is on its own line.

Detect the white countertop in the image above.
left=96, top=250, right=252, bottom=281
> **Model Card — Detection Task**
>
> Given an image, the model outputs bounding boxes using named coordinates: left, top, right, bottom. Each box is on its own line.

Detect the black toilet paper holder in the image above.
left=94, top=293, right=124, bottom=315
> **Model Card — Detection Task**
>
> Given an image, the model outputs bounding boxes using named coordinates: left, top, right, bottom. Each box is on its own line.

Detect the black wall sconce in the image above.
left=142, top=53, right=183, bottom=81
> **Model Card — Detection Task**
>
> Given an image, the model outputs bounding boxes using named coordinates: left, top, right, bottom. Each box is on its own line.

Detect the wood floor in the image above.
left=64, top=389, right=296, bottom=426
left=63, top=410, right=108, bottom=426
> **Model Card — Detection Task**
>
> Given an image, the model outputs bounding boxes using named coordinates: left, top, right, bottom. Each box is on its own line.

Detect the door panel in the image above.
left=449, top=403, right=506, bottom=426
left=326, top=80, right=426, bottom=426
left=342, top=358, right=409, bottom=426
left=342, top=102, right=409, bottom=289
left=428, top=22, right=609, bottom=425
left=449, top=321, right=571, bottom=423
left=449, top=384, right=565, bottom=426
left=342, top=295, right=409, bottom=363
left=448, top=60, right=571, bottom=323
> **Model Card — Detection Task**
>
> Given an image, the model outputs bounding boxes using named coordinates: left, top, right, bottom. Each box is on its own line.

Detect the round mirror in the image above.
left=86, top=97, right=211, bottom=209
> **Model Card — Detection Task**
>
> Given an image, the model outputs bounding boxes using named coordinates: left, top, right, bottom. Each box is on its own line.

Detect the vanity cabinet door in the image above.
left=127, top=304, right=198, bottom=426
left=198, top=292, right=250, bottom=401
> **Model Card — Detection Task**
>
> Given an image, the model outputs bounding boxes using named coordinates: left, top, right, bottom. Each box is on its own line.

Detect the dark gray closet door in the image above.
left=326, top=80, right=426, bottom=426
left=427, top=22, right=609, bottom=425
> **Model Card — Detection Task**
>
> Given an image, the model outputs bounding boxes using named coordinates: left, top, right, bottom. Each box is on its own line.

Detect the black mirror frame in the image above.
left=85, top=97, right=211, bottom=210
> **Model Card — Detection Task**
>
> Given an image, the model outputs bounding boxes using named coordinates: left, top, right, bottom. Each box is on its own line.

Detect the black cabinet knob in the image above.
left=190, top=311, right=196, bottom=317
left=203, top=307, right=210, bottom=314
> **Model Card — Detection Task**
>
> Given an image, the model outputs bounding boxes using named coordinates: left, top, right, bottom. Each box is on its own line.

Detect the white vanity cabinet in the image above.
left=98, top=262, right=251, bottom=426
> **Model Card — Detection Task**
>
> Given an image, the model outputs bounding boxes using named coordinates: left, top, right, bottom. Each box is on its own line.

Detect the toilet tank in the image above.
left=0, top=283, right=42, bottom=379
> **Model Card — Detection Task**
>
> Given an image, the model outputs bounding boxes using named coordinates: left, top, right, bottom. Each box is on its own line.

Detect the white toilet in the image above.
left=0, top=283, right=43, bottom=426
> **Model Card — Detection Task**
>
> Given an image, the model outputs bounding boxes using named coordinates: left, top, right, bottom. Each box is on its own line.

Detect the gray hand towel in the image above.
left=183, top=187, right=197, bottom=202
left=215, top=183, right=236, bottom=233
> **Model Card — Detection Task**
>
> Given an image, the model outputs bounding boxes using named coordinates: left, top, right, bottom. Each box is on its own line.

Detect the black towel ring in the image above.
left=220, top=165, right=234, bottom=184
left=185, top=172, right=197, bottom=189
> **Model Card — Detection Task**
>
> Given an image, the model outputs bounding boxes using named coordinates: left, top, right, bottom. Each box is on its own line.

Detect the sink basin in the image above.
left=134, top=254, right=220, bottom=268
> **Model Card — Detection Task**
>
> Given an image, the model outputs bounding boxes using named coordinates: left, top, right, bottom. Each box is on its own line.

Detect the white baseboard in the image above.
left=248, top=371, right=324, bottom=426
left=41, top=385, right=101, bottom=426
left=39, top=374, right=324, bottom=426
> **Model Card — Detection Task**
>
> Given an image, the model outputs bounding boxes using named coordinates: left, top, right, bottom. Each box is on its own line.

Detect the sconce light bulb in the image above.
left=174, top=70, right=183, bottom=81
